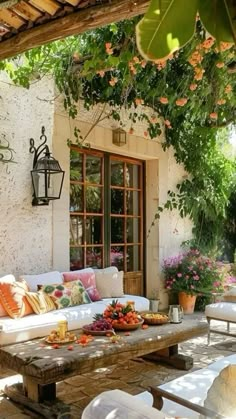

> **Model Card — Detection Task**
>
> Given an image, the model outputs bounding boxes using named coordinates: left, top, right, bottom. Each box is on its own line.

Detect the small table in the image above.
left=0, top=317, right=208, bottom=404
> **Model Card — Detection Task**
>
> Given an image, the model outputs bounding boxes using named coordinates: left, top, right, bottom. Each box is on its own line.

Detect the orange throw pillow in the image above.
left=0, top=276, right=33, bottom=318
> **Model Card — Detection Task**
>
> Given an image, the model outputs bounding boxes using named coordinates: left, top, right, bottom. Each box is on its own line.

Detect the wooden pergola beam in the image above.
left=0, top=0, right=150, bottom=60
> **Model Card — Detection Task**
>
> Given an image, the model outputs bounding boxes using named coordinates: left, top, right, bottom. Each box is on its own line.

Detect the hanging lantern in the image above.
left=112, top=128, right=127, bottom=146
left=29, top=126, right=65, bottom=206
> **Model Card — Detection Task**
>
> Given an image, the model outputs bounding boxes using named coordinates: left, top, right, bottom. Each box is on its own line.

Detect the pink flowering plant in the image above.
left=163, top=249, right=224, bottom=295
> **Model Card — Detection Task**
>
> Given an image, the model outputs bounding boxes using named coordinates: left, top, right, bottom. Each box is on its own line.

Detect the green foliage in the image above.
left=0, top=19, right=235, bottom=252
left=136, top=0, right=236, bottom=61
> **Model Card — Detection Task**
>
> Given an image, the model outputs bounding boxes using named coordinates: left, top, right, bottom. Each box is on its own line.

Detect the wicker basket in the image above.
left=140, top=311, right=169, bottom=325
left=113, top=319, right=144, bottom=331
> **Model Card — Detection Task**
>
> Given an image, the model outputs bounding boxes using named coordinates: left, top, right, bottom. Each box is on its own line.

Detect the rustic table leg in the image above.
left=23, top=376, right=56, bottom=402
left=143, top=344, right=193, bottom=370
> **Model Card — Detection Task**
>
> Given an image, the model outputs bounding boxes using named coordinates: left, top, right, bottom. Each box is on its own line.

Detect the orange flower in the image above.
left=129, top=128, right=134, bottom=134
left=220, top=42, right=234, bottom=51
left=159, top=97, right=168, bottom=104
left=154, top=58, right=167, bottom=70
left=216, top=62, right=224, bottom=68
left=97, top=70, right=105, bottom=78
left=188, top=51, right=203, bottom=67
left=225, top=84, right=232, bottom=94
left=176, top=98, right=188, bottom=107
left=133, top=56, right=140, bottom=64
left=194, top=67, right=205, bottom=81
left=164, top=119, right=172, bottom=129
left=189, top=83, right=197, bottom=91
left=109, top=77, right=118, bottom=86
left=105, top=42, right=113, bottom=55
left=216, top=99, right=226, bottom=105
left=201, top=37, right=215, bottom=49
left=210, top=112, right=218, bottom=120
left=151, top=116, right=158, bottom=123
left=130, top=66, right=137, bottom=75
left=141, top=60, right=147, bottom=68
left=135, top=98, right=144, bottom=105
left=143, top=131, right=148, bottom=137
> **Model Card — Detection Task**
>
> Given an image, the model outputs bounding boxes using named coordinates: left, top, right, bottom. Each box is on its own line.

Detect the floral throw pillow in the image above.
left=62, top=271, right=101, bottom=302
left=40, top=280, right=91, bottom=309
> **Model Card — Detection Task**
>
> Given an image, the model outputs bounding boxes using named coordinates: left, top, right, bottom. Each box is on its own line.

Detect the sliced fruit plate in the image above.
left=82, top=326, right=115, bottom=336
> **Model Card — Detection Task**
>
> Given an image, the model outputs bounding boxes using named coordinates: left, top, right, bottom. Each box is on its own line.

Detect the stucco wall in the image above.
left=0, top=76, right=55, bottom=277
left=0, top=79, right=192, bottom=307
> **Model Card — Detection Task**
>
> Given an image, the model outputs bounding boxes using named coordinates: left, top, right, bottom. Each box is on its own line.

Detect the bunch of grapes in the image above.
left=83, top=318, right=113, bottom=332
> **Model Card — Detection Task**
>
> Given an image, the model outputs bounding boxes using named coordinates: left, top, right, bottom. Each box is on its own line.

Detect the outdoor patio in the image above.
left=0, top=315, right=236, bottom=418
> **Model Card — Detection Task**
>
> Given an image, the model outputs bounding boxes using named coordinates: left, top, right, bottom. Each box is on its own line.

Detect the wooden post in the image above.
left=23, top=376, right=56, bottom=403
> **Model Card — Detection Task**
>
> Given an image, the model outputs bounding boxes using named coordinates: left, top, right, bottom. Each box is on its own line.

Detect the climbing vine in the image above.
left=0, top=19, right=235, bottom=252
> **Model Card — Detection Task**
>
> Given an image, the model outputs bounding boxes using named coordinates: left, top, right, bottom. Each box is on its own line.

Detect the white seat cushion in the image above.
left=81, top=389, right=167, bottom=419
left=19, top=271, right=63, bottom=292
left=205, top=302, right=236, bottom=322
left=0, top=295, right=149, bottom=346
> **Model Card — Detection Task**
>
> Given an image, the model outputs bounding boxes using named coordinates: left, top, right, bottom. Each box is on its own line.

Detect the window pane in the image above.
left=70, top=247, right=84, bottom=271
left=86, top=155, right=101, bottom=184
left=110, top=246, right=124, bottom=270
left=127, top=246, right=140, bottom=271
left=126, top=164, right=140, bottom=188
left=86, top=216, right=103, bottom=244
left=86, top=186, right=102, bottom=213
left=127, top=218, right=140, bottom=243
left=126, top=191, right=140, bottom=215
left=70, top=184, right=83, bottom=212
left=111, top=161, right=124, bottom=186
left=111, top=189, right=124, bottom=214
left=111, top=217, right=124, bottom=243
left=70, top=150, right=83, bottom=182
left=86, top=247, right=102, bottom=268
left=70, top=216, right=84, bottom=245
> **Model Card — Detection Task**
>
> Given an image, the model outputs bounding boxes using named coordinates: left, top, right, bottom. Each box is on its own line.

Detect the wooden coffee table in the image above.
left=0, top=317, right=208, bottom=404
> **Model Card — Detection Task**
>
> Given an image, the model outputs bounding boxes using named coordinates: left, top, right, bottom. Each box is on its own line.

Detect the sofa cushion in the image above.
left=19, top=271, right=63, bottom=292
left=81, top=389, right=167, bottom=419
left=0, top=276, right=33, bottom=319
left=205, top=302, right=236, bottom=322
left=63, top=270, right=101, bottom=302
left=41, top=280, right=91, bottom=309
left=25, top=291, right=56, bottom=314
left=0, top=304, right=7, bottom=317
left=0, top=295, right=149, bottom=346
left=95, top=271, right=124, bottom=298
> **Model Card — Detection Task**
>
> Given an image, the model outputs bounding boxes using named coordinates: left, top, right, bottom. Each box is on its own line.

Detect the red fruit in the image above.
left=142, top=324, right=149, bottom=330
left=52, top=344, right=59, bottom=349
left=124, top=332, right=130, bottom=336
left=67, top=345, right=74, bottom=350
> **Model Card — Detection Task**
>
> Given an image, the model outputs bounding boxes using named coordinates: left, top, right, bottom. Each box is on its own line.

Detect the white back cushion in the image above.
left=95, top=271, right=124, bottom=298
left=19, top=271, right=62, bottom=292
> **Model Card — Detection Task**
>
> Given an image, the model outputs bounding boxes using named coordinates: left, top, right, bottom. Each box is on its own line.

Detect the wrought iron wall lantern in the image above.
left=112, top=128, right=127, bottom=147
left=29, top=126, right=65, bottom=206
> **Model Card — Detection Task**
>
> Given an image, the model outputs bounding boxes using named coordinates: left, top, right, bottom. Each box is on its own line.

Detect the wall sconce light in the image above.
left=29, top=126, right=65, bottom=206
left=112, top=128, right=127, bottom=147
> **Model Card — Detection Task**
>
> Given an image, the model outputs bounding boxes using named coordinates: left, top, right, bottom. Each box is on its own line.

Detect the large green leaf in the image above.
left=136, top=0, right=198, bottom=61
left=199, top=0, right=236, bottom=44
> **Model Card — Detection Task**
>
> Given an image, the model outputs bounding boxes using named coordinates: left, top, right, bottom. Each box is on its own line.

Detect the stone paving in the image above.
left=0, top=314, right=236, bottom=418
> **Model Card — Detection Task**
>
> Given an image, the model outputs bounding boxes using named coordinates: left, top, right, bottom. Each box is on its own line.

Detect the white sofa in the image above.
left=82, top=354, right=236, bottom=418
left=205, top=301, right=236, bottom=343
left=0, top=268, right=149, bottom=346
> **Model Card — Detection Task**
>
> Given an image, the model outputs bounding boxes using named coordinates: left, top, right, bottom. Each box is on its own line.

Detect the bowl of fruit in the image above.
left=82, top=318, right=115, bottom=336
left=101, top=300, right=144, bottom=331
left=140, top=311, right=169, bottom=325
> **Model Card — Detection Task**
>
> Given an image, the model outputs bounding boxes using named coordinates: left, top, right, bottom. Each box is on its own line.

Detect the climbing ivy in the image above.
left=0, top=19, right=235, bottom=252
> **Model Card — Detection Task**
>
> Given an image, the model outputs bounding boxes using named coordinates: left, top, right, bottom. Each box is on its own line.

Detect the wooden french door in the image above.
left=70, top=147, right=144, bottom=295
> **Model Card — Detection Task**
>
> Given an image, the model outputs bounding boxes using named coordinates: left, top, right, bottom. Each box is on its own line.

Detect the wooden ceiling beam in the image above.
left=0, top=0, right=150, bottom=61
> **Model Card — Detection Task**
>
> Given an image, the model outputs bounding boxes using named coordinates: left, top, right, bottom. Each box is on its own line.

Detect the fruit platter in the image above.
left=45, top=329, right=77, bottom=344
left=82, top=318, right=115, bottom=336
left=99, top=299, right=144, bottom=331
left=140, top=312, right=169, bottom=325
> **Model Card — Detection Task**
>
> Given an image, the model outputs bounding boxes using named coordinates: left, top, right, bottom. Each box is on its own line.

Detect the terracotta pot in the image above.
left=178, top=292, right=196, bottom=314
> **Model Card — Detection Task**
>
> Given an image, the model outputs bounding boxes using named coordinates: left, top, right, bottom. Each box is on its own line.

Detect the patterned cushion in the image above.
left=19, top=271, right=62, bottom=292
left=25, top=291, right=56, bottom=314
left=41, top=280, right=92, bottom=309
left=63, top=271, right=101, bottom=302
left=0, top=275, right=33, bottom=319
